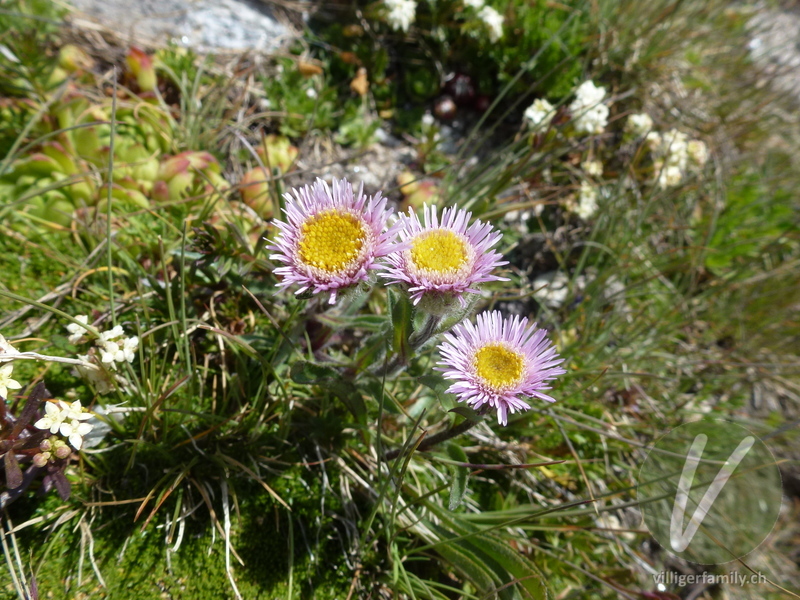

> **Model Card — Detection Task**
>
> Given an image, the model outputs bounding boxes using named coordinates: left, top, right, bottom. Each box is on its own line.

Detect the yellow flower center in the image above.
left=409, top=229, right=468, bottom=273
left=298, top=209, right=367, bottom=274
left=474, top=343, right=524, bottom=389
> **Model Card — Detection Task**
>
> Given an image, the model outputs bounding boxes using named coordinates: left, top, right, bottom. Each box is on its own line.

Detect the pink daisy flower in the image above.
left=269, top=178, right=401, bottom=304
left=381, top=204, right=508, bottom=306
left=437, top=311, right=566, bottom=426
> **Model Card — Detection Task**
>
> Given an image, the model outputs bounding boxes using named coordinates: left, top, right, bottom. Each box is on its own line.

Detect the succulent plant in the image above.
left=239, top=167, right=273, bottom=218
left=126, top=47, right=157, bottom=93
left=397, top=170, right=440, bottom=210
left=255, top=135, right=299, bottom=175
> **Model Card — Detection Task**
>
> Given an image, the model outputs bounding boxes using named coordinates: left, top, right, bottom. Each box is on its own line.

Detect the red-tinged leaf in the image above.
left=11, top=382, right=47, bottom=438
left=52, top=469, right=71, bottom=501
left=4, top=452, right=22, bottom=489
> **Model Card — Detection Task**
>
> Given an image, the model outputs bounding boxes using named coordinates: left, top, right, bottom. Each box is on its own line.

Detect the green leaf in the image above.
left=462, top=534, right=550, bottom=600
left=418, top=373, right=450, bottom=396
left=419, top=373, right=458, bottom=411
left=329, top=380, right=367, bottom=425
left=354, top=328, right=391, bottom=372
left=390, top=290, right=413, bottom=362
left=290, top=361, right=366, bottom=424
left=447, top=443, right=469, bottom=511
left=360, top=378, right=401, bottom=414
left=289, top=360, right=340, bottom=384
left=433, top=535, right=499, bottom=593
left=446, top=442, right=468, bottom=463
left=316, top=313, right=388, bottom=332
left=448, top=406, right=481, bottom=422
left=425, top=504, right=551, bottom=600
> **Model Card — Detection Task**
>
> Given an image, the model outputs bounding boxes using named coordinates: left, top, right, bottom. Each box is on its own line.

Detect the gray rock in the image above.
left=67, top=0, right=294, bottom=53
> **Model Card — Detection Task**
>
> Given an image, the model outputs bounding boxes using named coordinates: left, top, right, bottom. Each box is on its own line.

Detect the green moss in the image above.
left=10, top=471, right=354, bottom=600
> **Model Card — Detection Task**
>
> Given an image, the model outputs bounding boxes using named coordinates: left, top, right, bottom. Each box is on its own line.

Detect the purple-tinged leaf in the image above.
left=11, top=382, right=47, bottom=438
left=4, top=452, right=22, bottom=488
left=52, top=469, right=71, bottom=501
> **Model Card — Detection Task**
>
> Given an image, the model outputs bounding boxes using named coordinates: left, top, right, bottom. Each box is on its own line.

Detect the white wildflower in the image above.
left=35, top=399, right=94, bottom=450
left=573, top=104, right=609, bottom=135
left=478, top=6, right=504, bottom=41
left=582, top=160, right=603, bottom=177
left=523, top=98, right=554, bottom=130
left=573, top=80, right=606, bottom=107
left=100, top=325, right=124, bottom=342
left=60, top=419, right=94, bottom=450
left=464, top=0, right=484, bottom=7
left=656, top=161, right=684, bottom=189
left=0, top=334, right=19, bottom=360
left=625, top=113, right=653, bottom=137
left=570, top=81, right=609, bottom=135
left=95, top=324, right=139, bottom=369
left=75, top=355, right=115, bottom=394
left=661, top=128, right=689, bottom=170
left=646, top=129, right=695, bottom=188
left=0, top=363, right=22, bottom=399
left=687, top=139, right=708, bottom=167
left=122, top=337, right=139, bottom=363
left=385, top=0, right=416, bottom=32
left=34, top=400, right=70, bottom=434
left=99, top=340, right=121, bottom=365
left=645, top=131, right=662, bottom=150
left=66, top=315, right=90, bottom=344
left=576, top=182, right=599, bottom=220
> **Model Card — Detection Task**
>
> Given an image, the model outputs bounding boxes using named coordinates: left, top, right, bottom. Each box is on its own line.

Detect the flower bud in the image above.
left=126, top=47, right=157, bottom=92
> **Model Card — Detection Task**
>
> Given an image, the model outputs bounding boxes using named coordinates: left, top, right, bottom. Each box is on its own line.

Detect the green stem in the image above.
left=384, top=415, right=482, bottom=461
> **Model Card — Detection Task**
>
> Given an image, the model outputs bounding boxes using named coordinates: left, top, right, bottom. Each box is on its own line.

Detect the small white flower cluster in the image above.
left=687, top=139, right=709, bottom=166
left=570, top=81, right=609, bottom=135
left=625, top=112, right=653, bottom=138
left=463, top=0, right=484, bottom=8
left=523, top=98, right=555, bottom=131
left=385, top=0, right=416, bottom=32
left=34, top=399, right=94, bottom=450
left=67, top=317, right=139, bottom=370
left=478, top=6, right=504, bottom=42
left=576, top=181, right=599, bottom=220
left=66, top=315, right=90, bottom=344
left=582, top=160, right=603, bottom=177
left=97, top=325, right=139, bottom=366
left=0, top=335, right=22, bottom=400
left=646, top=128, right=708, bottom=189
